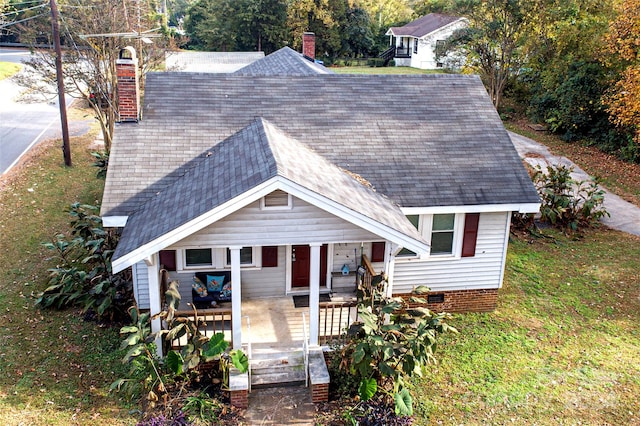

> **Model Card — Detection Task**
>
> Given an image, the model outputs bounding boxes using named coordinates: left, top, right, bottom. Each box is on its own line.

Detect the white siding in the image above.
left=409, top=20, right=467, bottom=70
left=392, top=212, right=509, bottom=292
left=175, top=198, right=380, bottom=247
left=132, top=261, right=150, bottom=309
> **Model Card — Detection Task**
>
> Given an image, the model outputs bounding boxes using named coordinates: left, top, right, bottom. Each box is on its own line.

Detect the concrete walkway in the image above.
left=244, top=385, right=317, bottom=425
left=508, top=131, right=640, bottom=236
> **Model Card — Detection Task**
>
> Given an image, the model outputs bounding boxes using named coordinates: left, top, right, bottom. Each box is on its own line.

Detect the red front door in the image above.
left=291, top=245, right=328, bottom=288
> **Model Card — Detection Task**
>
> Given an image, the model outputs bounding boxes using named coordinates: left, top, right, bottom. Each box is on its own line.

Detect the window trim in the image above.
left=395, top=213, right=469, bottom=261
left=183, top=248, right=214, bottom=269
left=178, top=246, right=262, bottom=271
left=413, top=38, right=418, bottom=54
left=260, top=190, right=293, bottom=210
left=226, top=246, right=257, bottom=267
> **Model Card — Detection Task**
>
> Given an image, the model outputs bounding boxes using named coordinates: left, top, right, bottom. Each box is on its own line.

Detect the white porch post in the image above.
left=385, top=242, right=400, bottom=298
left=309, top=243, right=322, bottom=346
left=229, top=246, right=243, bottom=350
left=146, top=254, right=163, bottom=357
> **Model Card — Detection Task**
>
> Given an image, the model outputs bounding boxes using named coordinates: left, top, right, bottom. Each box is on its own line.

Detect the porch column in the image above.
left=229, top=246, right=242, bottom=350
left=385, top=242, right=400, bottom=298
left=146, top=253, right=163, bottom=357
left=309, top=243, right=322, bottom=346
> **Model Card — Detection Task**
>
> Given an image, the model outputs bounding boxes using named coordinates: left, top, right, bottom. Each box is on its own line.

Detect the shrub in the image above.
left=91, top=151, right=109, bottom=179
left=112, top=282, right=248, bottom=421
left=533, top=164, right=609, bottom=232
left=337, top=279, right=456, bottom=416
left=36, top=203, right=133, bottom=321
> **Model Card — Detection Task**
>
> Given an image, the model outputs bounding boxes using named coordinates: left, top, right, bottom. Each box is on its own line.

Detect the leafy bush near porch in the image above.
left=514, top=164, right=608, bottom=234
left=334, top=279, right=456, bottom=420
left=112, top=281, right=247, bottom=424
left=35, top=202, right=133, bottom=321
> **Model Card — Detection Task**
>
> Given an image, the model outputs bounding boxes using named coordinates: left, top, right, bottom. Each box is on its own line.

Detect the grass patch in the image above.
left=331, top=66, right=445, bottom=75
left=0, top=122, right=134, bottom=424
left=0, top=61, right=21, bottom=80
left=412, top=230, right=640, bottom=424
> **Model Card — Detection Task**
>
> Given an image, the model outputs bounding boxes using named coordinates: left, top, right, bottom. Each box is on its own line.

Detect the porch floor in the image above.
left=174, top=286, right=358, bottom=350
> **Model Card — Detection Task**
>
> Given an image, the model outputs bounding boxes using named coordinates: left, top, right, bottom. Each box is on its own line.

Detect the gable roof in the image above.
left=233, top=46, right=333, bottom=76
left=386, top=13, right=463, bottom=38
left=111, top=118, right=428, bottom=272
left=102, top=73, right=539, bottom=222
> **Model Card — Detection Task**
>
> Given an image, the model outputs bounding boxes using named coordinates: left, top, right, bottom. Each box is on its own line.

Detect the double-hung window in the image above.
left=184, top=248, right=213, bottom=267
left=430, top=214, right=455, bottom=255
left=397, top=213, right=479, bottom=259
left=226, top=247, right=254, bottom=266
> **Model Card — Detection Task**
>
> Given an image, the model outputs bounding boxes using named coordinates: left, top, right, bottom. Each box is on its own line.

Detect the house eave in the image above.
left=111, top=176, right=429, bottom=273
left=102, top=216, right=128, bottom=227
left=401, top=202, right=541, bottom=215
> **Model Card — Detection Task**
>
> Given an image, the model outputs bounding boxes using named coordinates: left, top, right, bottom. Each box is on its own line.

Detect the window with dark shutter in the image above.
left=371, top=242, right=386, bottom=262
left=262, top=246, right=278, bottom=267
left=159, top=250, right=176, bottom=271
left=461, top=213, right=480, bottom=257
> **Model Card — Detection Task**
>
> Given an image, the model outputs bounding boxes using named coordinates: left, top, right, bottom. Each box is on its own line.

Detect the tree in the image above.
left=184, top=0, right=287, bottom=53
left=602, top=0, right=640, bottom=145
left=234, top=0, right=288, bottom=53
left=445, top=0, right=533, bottom=109
left=16, top=0, right=168, bottom=151
left=522, top=1, right=618, bottom=142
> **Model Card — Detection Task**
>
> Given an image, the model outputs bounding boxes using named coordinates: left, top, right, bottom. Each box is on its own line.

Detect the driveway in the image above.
left=509, top=131, right=640, bottom=237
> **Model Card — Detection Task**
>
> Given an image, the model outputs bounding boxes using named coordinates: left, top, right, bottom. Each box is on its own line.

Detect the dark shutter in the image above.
left=159, top=250, right=176, bottom=271
left=371, top=242, right=386, bottom=262
left=461, top=213, right=480, bottom=257
left=262, top=246, right=278, bottom=267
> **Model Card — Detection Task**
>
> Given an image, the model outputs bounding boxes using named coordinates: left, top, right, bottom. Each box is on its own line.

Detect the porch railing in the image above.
left=170, top=308, right=233, bottom=349
left=360, top=254, right=376, bottom=297
left=318, top=300, right=360, bottom=345
left=302, top=312, right=309, bottom=387
left=395, top=46, right=411, bottom=58
left=244, top=315, right=252, bottom=392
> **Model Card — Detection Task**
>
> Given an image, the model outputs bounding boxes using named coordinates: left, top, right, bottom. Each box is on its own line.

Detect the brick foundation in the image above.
left=311, top=382, right=329, bottom=403
left=393, top=288, right=499, bottom=313
left=230, top=389, right=248, bottom=409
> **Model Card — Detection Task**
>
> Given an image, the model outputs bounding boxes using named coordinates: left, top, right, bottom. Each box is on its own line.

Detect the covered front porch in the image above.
left=168, top=293, right=360, bottom=351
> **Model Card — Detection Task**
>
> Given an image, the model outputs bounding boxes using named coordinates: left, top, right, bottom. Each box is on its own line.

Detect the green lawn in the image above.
left=0, top=126, right=134, bottom=425
left=0, top=61, right=21, bottom=80
left=413, top=230, right=640, bottom=424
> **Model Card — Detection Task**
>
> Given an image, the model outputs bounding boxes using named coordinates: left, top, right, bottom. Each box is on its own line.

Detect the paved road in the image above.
left=509, top=131, right=640, bottom=237
left=0, top=48, right=83, bottom=175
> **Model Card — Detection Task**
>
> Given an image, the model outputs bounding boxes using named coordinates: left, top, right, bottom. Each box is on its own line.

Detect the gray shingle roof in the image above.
left=165, top=51, right=265, bottom=73
left=388, top=13, right=462, bottom=38
left=113, top=118, right=424, bottom=261
left=233, top=46, right=333, bottom=76
left=102, top=73, right=539, bottom=219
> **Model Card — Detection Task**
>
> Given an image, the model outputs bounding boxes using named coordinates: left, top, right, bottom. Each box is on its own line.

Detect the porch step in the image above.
left=250, top=350, right=307, bottom=387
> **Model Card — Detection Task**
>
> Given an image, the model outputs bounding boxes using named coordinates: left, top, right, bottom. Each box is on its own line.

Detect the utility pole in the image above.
left=50, top=0, right=71, bottom=167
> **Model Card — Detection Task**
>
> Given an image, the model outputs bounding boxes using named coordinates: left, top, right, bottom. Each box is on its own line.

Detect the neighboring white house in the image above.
left=102, top=46, right=539, bottom=400
left=385, top=13, right=468, bottom=69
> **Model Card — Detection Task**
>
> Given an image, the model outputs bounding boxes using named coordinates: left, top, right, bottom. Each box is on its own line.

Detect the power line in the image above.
left=0, top=3, right=47, bottom=18
left=3, top=0, right=45, bottom=7
left=0, top=12, right=48, bottom=29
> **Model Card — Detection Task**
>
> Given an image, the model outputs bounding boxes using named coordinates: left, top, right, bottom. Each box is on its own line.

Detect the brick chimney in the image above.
left=115, top=46, right=139, bottom=122
left=302, top=32, right=315, bottom=60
